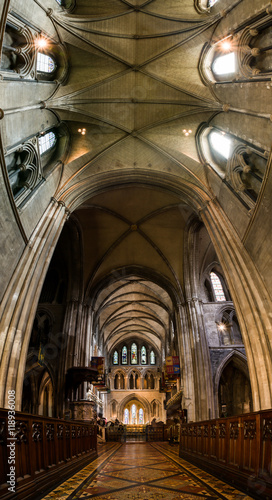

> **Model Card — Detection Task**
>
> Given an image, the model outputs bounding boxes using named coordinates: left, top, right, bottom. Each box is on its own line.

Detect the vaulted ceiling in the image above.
left=46, top=0, right=224, bottom=352
left=50, top=0, right=222, bottom=207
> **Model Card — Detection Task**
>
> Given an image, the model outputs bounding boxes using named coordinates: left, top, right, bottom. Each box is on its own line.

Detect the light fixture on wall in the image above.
left=183, top=129, right=192, bottom=137
left=218, top=323, right=226, bottom=331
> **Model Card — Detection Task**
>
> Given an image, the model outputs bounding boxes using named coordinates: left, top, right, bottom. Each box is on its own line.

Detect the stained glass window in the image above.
left=141, top=346, right=147, bottom=364
left=124, top=408, right=129, bottom=424
left=38, top=132, right=56, bottom=155
left=56, top=0, right=62, bottom=4
left=139, top=408, right=144, bottom=424
left=122, top=346, right=127, bottom=364
left=131, top=404, right=137, bottom=424
left=113, top=350, right=118, bottom=365
left=131, top=343, right=137, bottom=364
left=210, top=272, right=226, bottom=301
left=37, top=52, right=55, bottom=73
left=150, top=351, right=155, bottom=365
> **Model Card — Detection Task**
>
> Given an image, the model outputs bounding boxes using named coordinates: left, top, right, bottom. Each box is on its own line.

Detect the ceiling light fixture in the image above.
left=78, top=128, right=86, bottom=135
left=183, top=129, right=192, bottom=137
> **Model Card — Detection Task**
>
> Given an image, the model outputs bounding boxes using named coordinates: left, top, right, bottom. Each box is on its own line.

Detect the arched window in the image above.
left=131, top=404, right=137, bottom=424
left=210, top=272, right=226, bottom=302
left=37, top=52, right=56, bottom=74
left=212, top=51, right=236, bottom=77
left=113, top=350, right=118, bottom=365
left=122, top=346, right=127, bottom=365
left=150, top=351, right=156, bottom=365
left=209, top=130, right=232, bottom=160
left=196, top=0, right=219, bottom=12
left=38, top=132, right=57, bottom=155
left=141, top=346, right=147, bottom=364
left=139, top=408, right=144, bottom=424
left=199, top=125, right=268, bottom=206
left=131, top=343, right=137, bottom=364
left=124, top=408, right=129, bottom=424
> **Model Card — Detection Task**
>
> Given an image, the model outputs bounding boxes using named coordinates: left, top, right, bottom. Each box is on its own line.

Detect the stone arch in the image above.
left=118, top=393, right=151, bottom=423
left=38, top=370, right=54, bottom=417
left=215, top=305, right=243, bottom=346
left=214, top=351, right=252, bottom=417
left=110, top=399, right=118, bottom=419
left=151, top=398, right=162, bottom=419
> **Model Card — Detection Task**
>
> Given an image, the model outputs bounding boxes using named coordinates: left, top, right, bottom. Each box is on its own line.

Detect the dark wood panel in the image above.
left=179, top=409, right=272, bottom=499
left=0, top=409, right=97, bottom=500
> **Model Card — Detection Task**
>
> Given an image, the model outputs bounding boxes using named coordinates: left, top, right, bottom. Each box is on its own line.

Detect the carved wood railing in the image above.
left=0, top=409, right=97, bottom=500
left=179, top=410, right=272, bottom=498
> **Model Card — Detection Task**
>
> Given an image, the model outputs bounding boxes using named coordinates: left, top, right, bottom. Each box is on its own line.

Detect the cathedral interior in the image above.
left=0, top=0, right=272, bottom=499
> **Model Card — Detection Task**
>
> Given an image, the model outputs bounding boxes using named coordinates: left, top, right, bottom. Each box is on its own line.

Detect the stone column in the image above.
left=0, top=198, right=69, bottom=409
left=201, top=198, right=272, bottom=410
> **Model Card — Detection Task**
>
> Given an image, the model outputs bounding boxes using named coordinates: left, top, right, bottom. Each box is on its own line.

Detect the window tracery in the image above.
left=111, top=343, right=157, bottom=366
left=200, top=11, right=272, bottom=84
left=5, top=140, right=42, bottom=207
left=198, top=125, right=269, bottom=207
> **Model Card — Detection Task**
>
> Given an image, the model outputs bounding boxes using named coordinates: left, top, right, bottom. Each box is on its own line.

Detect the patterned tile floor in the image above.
left=41, top=442, right=253, bottom=500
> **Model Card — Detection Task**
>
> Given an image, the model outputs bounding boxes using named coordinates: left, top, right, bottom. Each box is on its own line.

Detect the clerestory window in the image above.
left=209, top=130, right=232, bottom=160
left=37, top=52, right=56, bottom=74
left=212, top=52, right=236, bottom=77
left=38, top=132, right=57, bottom=155
left=210, top=272, right=226, bottom=302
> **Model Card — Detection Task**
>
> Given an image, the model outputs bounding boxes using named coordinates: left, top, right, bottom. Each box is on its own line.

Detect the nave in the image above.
left=41, top=443, right=253, bottom=500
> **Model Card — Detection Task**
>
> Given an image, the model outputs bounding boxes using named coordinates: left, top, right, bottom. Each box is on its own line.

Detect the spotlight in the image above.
left=220, top=40, right=232, bottom=52
left=36, top=38, right=48, bottom=49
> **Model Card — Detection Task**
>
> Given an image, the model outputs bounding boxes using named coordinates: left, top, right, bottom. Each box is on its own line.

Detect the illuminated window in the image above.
left=37, top=52, right=55, bottom=73
left=208, top=0, right=218, bottom=6
left=210, top=272, right=226, bottom=302
left=56, top=0, right=62, bottom=4
left=212, top=52, right=236, bottom=76
left=150, top=351, right=156, bottom=365
left=131, top=343, right=137, bottom=364
left=139, top=408, right=144, bottom=424
left=209, top=131, right=232, bottom=160
left=38, top=132, right=56, bottom=155
left=122, top=346, right=127, bottom=364
left=113, top=350, right=118, bottom=365
left=141, top=346, right=147, bottom=364
left=124, top=408, right=129, bottom=424
left=131, top=404, right=137, bottom=424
